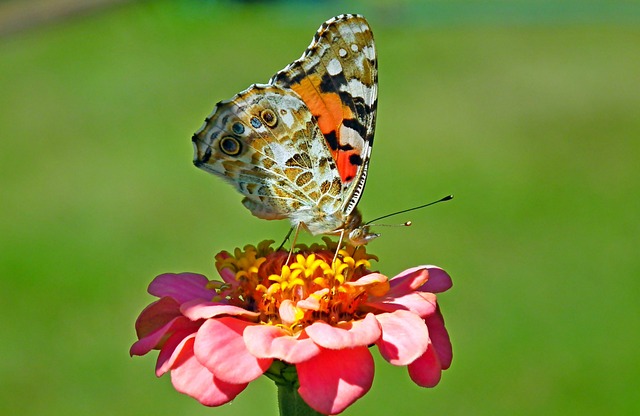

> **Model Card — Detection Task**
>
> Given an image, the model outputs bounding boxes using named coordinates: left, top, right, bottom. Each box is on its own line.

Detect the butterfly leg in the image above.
left=285, top=224, right=302, bottom=265
left=332, top=229, right=346, bottom=264
left=277, top=226, right=295, bottom=251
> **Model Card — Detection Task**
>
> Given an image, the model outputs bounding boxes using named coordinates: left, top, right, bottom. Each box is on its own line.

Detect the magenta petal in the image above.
left=425, top=306, right=453, bottom=369
left=305, top=313, right=381, bottom=349
left=408, top=342, right=442, bottom=387
left=170, top=336, right=248, bottom=406
left=133, top=296, right=181, bottom=340
left=217, top=267, right=237, bottom=285
left=194, top=317, right=272, bottom=384
left=130, top=316, right=197, bottom=356
left=148, top=273, right=214, bottom=303
left=419, top=266, right=453, bottom=293
left=298, top=346, right=374, bottom=415
left=181, top=299, right=260, bottom=320
left=375, top=310, right=429, bottom=366
left=244, top=325, right=321, bottom=363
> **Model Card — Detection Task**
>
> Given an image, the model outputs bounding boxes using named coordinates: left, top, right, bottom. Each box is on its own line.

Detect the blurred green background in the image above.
left=1, top=0, right=639, bottom=415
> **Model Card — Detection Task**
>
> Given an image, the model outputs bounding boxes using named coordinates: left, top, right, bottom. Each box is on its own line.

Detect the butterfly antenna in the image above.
left=365, top=194, right=453, bottom=225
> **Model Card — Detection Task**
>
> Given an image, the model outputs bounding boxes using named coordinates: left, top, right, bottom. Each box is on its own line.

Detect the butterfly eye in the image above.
left=260, top=109, right=278, bottom=127
left=250, top=117, right=262, bottom=128
left=231, top=122, right=245, bottom=135
left=219, top=136, right=242, bottom=156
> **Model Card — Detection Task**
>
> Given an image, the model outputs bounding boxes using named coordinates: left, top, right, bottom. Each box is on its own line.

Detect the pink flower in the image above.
left=131, top=240, right=452, bottom=415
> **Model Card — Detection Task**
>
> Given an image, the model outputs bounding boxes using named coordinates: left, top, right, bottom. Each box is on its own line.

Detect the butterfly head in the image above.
left=344, top=209, right=380, bottom=246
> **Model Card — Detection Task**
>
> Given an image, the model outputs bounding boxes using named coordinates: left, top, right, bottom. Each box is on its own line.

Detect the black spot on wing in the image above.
left=324, top=130, right=339, bottom=151
left=269, top=59, right=302, bottom=86
left=319, top=71, right=348, bottom=94
left=196, top=146, right=212, bottom=166
left=368, top=97, right=378, bottom=145
left=349, top=154, right=363, bottom=166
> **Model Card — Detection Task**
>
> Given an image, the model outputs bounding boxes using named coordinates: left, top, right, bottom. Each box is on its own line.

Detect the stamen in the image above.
left=212, top=240, right=381, bottom=331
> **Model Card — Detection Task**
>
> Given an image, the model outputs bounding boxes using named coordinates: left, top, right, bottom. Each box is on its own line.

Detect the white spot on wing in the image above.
left=280, top=110, right=294, bottom=127
left=338, top=123, right=366, bottom=149
left=362, top=45, right=375, bottom=60
left=342, top=79, right=374, bottom=101
left=327, top=58, right=342, bottom=76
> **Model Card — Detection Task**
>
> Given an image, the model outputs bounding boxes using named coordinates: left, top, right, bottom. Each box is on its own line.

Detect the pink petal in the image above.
left=170, top=336, right=248, bottom=406
left=366, top=291, right=437, bottom=318
left=387, top=267, right=430, bottom=295
left=297, top=346, right=374, bottom=415
left=305, top=313, right=381, bottom=349
left=278, top=300, right=298, bottom=326
left=345, top=273, right=388, bottom=287
left=244, top=325, right=321, bottom=364
left=130, top=315, right=198, bottom=356
left=419, top=266, right=453, bottom=293
left=296, top=289, right=329, bottom=311
left=148, top=273, right=214, bottom=303
left=375, top=310, right=429, bottom=366
left=425, top=306, right=452, bottom=369
left=407, top=342, right=442, bottom=387
left=156, top=332, right=196, bottom=376
left=181, top=299, right=260, bottom=320
left=194, top=317, right=272, bottom=384
left=133, top=296, right=181, bottom=340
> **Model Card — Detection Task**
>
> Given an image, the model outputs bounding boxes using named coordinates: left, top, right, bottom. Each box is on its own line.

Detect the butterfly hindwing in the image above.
left=192, top=84, right=344, bottom=221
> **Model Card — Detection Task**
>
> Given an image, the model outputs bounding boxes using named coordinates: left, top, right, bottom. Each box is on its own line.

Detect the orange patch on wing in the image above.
left=291, top=76, right=358, bottom=184
left=336, top=150, right=358, bottom=184
left=290, top=76, right=352, bottom=137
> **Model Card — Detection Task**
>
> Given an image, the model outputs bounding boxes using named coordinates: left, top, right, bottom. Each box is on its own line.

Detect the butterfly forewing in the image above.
left=193, top=83, right=345, bottom=221
left=270, top=14, right=378, bottom=216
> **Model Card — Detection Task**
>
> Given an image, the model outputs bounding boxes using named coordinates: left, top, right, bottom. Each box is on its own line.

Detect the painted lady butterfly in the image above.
left=192, top=14, right=378, bottom=246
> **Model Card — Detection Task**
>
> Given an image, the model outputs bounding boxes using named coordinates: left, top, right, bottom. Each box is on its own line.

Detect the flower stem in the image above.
left=277, top=383, right=324, bottom=416
left=267, top=361, right=324, bottom=416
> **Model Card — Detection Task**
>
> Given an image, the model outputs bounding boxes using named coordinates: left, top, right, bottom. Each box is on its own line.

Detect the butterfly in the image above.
left=192, top=14, right=379, bottom=246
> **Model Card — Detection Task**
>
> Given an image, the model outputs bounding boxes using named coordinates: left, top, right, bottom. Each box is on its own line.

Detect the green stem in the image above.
left=277, top=383, right=324, bottom=416
left=266, top=360, right=325, bottom=416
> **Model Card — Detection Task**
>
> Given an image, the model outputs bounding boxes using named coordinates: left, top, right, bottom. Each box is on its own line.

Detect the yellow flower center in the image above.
left=213, top=238, right=387, bottom=333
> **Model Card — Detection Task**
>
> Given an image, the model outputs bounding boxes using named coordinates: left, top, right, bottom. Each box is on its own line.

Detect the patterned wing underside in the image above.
left=270, top=14, right=378, bottom=216
left=192, top=84, right=344, bottom=220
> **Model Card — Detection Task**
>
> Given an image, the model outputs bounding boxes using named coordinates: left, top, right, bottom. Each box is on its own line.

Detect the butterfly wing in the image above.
left=270, top=14, right=378, bottom=216
left=192, top=84, right=344, bottom=222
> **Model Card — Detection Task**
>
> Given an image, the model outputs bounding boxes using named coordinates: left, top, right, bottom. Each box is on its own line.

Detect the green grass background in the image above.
left=1, top=1, right=639, bottom=415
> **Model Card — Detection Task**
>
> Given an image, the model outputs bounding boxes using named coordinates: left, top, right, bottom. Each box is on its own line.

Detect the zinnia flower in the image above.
left=130, top=239, right=452, bottom=415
